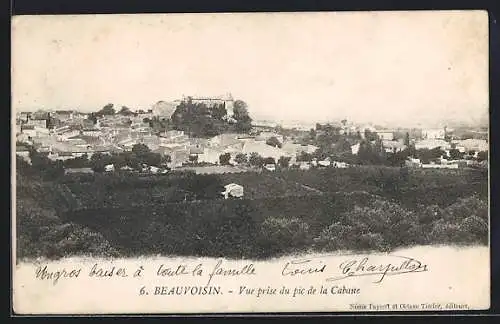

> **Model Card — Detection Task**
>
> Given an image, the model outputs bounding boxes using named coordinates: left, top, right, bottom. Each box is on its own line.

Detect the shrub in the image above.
left=314, top=222, right=358, bottom=251
left=259, top=217, right=312, bottom=255
left=442, top=196, right=488, bottom=223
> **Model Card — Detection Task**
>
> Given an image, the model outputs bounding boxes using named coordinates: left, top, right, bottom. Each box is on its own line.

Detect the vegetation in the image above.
left=170, top=97, right=252, bottom=137
left=16, top=153, right=488, bottom=260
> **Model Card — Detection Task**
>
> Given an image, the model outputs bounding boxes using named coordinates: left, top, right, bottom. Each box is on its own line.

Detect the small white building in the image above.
left=221, top=183, right=244, bottom=199
left=375, top=130, right=395, bottom=141
left=299, top=162, right=311, bottom=170
left=351, top=143, right=361, bottom=155
left=264, top=164, right=276, bottom=171
left=318, top=158, right=331, bottom=167
left=332, top=161, right=348, bottom=168
left=423, top=128, right=446, bottom=140
left=104, top=164, right=115, bottom=172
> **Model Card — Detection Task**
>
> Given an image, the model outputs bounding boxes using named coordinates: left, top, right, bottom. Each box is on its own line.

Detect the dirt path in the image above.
left=264, top=172, right=324, bottom=195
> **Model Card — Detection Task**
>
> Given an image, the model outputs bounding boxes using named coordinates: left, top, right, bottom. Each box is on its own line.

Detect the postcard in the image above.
left=12, top=10, right=490, bottom=314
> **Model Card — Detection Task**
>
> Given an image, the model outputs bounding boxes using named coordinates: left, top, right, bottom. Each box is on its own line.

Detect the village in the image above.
left=15, top=94, right=489, bottom=199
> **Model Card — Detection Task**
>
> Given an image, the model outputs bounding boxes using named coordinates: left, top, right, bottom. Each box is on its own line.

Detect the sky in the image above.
left=12, top=11, right=489, bottom=128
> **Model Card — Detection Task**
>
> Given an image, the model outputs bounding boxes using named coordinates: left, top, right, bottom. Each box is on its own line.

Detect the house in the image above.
left=382, top=140, right=407, bottom=153
left=159, top=130, right=189, bottom=143
left=209, top=133, right=242, bottom=148
left=26, top=118, right=48, bottom=129
left=221, top=183, right=244, bottom=199
left=414, top=139, right=451, bottom=150
left=81, top=129, right=103, bottom=137
left=264, top=164, right=276, bottom=171
left=197, top=147, right=224, bottom=164
left=21, top=125, right=38, bottom=138
left=170, top=148, right=190, bottom=167
left=318, top=158, right=331, bottom=167
left=299, top=162, right=311, bottom=170
left=423, top=128, right=446, bottom=140
left=57, top=129, right=81, bottom=141
left=351, top=143, right=361, bottom=155
left=303, top=144, right=319, bottom=154
left=18, top=112, right=31, bottom=122
left=453, top=139, right=488, bottom=153
left=405, top=158, right=422, bottom=168
left=50, top=151, right=75, bottom=161
left=375, top=130, right=395, bottom=141
left=241, top=139, right=291, bottom=161
left=55, top=110, right=75, bottom=120
left=189, top=146, right=204, bottom=155
left=183, top=93, right=234, bottom=117
left=16, top=145, right=31, bottom=163
left=152, top=101, right=178, bottom=119
left=104, top=164, right=115, bottom=172
left=94, top=144, right=124, bottom=155
left=332, top=161, right=348, bottom=168
left=64, top=167, right=95, bottom=175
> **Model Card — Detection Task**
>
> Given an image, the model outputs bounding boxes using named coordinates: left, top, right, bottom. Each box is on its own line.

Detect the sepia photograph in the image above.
left=12, top=11, right=490, bottom=314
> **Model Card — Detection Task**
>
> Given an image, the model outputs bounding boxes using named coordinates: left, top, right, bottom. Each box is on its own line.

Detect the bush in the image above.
left=315, top=222, right=358, bottom=251
left=442, top=195, right=488, bottom=223
left=16, top=198, right=118, bottom=259
left=259, top=217, right=312, bottom=255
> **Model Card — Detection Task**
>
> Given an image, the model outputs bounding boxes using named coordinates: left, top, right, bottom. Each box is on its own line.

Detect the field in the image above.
left=16, top=164, right=489, bottom=260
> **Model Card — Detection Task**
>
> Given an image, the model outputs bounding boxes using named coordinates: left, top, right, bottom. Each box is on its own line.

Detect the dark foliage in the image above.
left=16, top=160, right=489, bottom=260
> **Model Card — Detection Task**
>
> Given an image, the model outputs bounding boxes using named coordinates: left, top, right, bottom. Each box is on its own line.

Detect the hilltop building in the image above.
left=182, top=93, right=235, bottom=117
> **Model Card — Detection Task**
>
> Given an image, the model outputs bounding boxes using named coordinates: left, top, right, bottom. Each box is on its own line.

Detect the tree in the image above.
left=131, top=144, right=161, bottom=166
left=89, top=152, right=109, bottom=172
left=416, top=148, right=445, bottom=164
left=233, top=100, right=252, bottom=133
left=219, top=153, right=231, bottom=165
left=249, top=152, right=264, bottom=167
left=189, top=155, right=199, bottom=164
left=266, top=136, right=282, bottom=148
left=309, top=128, right=317, bottom=140
left=404, top=132, right=410, bottom=147
left=364, top=129, right=379, bottom=142
left=278, top=156, right=291, bottom=168
left=337, top=138, right=352, bottom=153
left=46, top=113, right=57, bottom=129
left=87, top=113, right=98, bottom=125
left=234, top=153, right=248, bottom=165
left=131, top=143, right=151, bottom=156
left=211, top=104, right=227, bottom=120
left=119, top=106, right=134, bottom=116
left=297, top=151, right=313, bottom=162
left=96, top=103, right=115, bottom=116
left=449, top=148, right=464, bottom=160
left=160, top=155, right=172, bottom=165
left=357, top=141, right=385, bottom=165
left=263, top=157, right=275, bottom=165
left=63, top=155, right=89, bottom=169
left=477, top=151, right=488, bottom=162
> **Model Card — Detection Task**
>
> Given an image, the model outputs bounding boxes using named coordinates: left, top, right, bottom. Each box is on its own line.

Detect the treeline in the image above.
left=17, top=143, right=172, bottom=178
